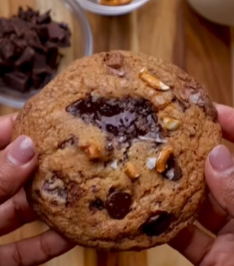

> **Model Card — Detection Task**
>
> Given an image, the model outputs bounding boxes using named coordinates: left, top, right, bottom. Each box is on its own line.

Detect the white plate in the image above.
left=76, top=0, right=151, bottom=16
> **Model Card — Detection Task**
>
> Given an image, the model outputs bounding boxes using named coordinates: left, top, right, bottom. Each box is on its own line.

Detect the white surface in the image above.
left=76, top=0, right=151, bottom=16
left=187, top=0, right=234, bottom=26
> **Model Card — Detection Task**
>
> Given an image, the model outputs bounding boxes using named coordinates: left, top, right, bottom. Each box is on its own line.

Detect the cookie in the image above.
left=13, top=50, right=222, bottom=251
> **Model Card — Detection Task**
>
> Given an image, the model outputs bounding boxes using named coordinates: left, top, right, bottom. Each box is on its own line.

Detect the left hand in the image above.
left=0, top=113, right=74, bottom=266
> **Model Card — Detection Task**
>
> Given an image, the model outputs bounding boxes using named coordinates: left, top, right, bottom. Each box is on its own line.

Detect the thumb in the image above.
left=205, top=145, right=234, bottom=217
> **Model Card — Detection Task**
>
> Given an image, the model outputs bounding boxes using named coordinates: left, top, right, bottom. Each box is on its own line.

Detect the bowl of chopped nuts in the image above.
left=0, top=0, right=93, bottom=109
left=76, top=0, right=151, bottom=16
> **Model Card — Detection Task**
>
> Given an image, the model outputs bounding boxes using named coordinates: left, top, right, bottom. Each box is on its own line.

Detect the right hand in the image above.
left=171, top=103, right=234, bottom=266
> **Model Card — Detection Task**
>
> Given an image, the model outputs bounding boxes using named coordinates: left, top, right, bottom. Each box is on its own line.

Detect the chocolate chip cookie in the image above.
left=12, top=50, right=222, bottom=251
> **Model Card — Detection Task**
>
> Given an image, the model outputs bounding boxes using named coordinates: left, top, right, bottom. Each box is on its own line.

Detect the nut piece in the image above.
left=124, top=162, right=140, bottom=179
left=81, top=144, right=102, bottom=160
left=156, top=146, right=174, bottom=173
left=139, top=67, right=170, bottom=91
left=162, top=117, right=181, bottom=131
left=100, top=0, right=132, bottom=6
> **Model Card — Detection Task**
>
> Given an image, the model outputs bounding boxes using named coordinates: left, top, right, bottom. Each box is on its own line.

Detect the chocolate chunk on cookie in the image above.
left=13, top=50, right=221, bottom=251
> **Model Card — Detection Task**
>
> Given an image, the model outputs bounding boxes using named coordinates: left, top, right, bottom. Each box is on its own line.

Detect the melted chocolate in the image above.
left=162, top=156, right=182, bottom=181
left=89, top=198, right=104, bottom=211
left=66, top=96, right=162, bottom=144
left=142, top=211, right=174, bottom=236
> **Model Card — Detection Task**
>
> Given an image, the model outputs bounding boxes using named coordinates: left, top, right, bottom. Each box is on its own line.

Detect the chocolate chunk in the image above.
left=162, top=156, right=182, bottom=181
left=33, top=53, right=48, bottom=75
left=89, top=198, right=104, bottom=211
left=11, top=17, right=30, bottom=37
left=31, top=74, right=46, bottom=89
left=15, top=47, right=35, bottom=67
left=18, top=6, right=39, bottom=22
left=24, top=31, right=44, bottom=51
left=59, top=22, right=71, bottom=33
left=66, top=96, right=164, bottom=145
left=0, top=58, right=12, bottom=75
left=37, top=10, right=51, bottom=24
left=105, top=52, right=124, bottom=69
left=45, top=42, right=59, bottom=68
left=142, top=211, right=174, bottom=236
left=184, top=83, right=218, bottom=121
left=47, top=22, right=66, bottom=42
left=106, top=191, right=132, bottom=219
left=35, top=25, right=49, bottom=40
left=58, top=33, right=71, bottom=48
left=0, top=18, right=14, bottom=37
left=11, top=38, right=27, bottom=53
left=3, top=72, right=31, bottom=92
left=0, top=39, right=15, bottom=60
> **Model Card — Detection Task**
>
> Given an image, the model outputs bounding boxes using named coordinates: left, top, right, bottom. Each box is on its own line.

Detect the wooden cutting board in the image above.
left=0, top=0, right=232, bottom=266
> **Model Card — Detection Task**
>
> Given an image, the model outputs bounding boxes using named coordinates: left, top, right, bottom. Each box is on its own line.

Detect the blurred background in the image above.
left=0, top=0, right=233, bottom=265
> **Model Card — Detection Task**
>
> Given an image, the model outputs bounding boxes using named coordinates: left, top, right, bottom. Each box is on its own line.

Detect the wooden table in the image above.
left=0, top=0, right=233, bottom=265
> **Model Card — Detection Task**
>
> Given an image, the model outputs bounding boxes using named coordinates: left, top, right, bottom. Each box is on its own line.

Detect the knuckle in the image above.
left=39, top=234, right=52, bottom=259
left=12, top=242, right=23, bottom=266
left=0, top=169, right=11, bottom=200
left=12, top=195, right=27, bottom=226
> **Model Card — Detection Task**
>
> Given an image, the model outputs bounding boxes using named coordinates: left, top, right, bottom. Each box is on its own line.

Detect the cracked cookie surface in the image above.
left=13, top=50, right=222, bottom=251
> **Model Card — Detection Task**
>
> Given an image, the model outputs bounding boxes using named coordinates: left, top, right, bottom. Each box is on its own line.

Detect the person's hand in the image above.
left=170, top=103, right=234, bottom=266
left=0, top=113, right=74, bottom=266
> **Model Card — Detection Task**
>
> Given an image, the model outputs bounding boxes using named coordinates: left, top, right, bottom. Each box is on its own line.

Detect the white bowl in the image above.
left=76, top=0, right=151, bottom=16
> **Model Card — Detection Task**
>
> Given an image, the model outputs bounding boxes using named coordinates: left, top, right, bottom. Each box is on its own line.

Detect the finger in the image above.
left=0, top=113, right=18, bottom=150
left=170, top=224, right=214, bottom=265
left=205, top=145, right=234, bottom=218
left=0, top=189, right=36, bottom=236
left=0, top=135, right=37, bottom=204
left=0, top=230, right=74, bottom=266
left=215, top=103, right=234, bottom=142
left=197, top=193, right=229, bottom=234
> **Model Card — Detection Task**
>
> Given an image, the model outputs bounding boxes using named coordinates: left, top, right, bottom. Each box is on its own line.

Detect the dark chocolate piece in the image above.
left=89, top=198, right=104, bottom=211
left=33, top=53, right=48, bottom=75
left=106, top=191, right=132, bottom=219
left=45, top=41, right=59, bottom=68
left=47, top=22, right=66, bottom=41
left=15, top=47, right=35, bottom=67
left=37, top=10, right=51, bottom=24
left=0, top=18, right=14, bottom=37
left=18, top=6, right=39, bottom=22
left=3, top=72, right=31, bottom=92
left=0, top=39, right=15, bottom=60
left=35, top=25, right=49, bottom=40
left=142, top=211, right=174, bottom=236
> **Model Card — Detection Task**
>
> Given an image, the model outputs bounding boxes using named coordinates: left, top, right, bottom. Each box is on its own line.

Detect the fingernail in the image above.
left=7, top=136, right=35, bottom=165
left=209, top=145, right=234, bottom=171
